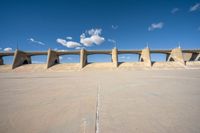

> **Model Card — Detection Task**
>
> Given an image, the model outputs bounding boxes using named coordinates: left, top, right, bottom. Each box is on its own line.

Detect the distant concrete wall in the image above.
left=0, top=48, right=199, bottom=69
left=140, top=48, right=151, bottom=67
left=12, top=49, right=31, bottom=69
left=47, top=49, right=59, bottom=68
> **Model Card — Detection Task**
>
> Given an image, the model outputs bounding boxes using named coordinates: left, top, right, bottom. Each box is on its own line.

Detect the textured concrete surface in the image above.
left=0, top=70, right=200, bottom=133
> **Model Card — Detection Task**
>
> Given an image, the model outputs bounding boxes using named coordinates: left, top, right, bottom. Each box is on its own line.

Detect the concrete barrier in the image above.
left=47, top=49, right=59, bottom=68
left=0, top=48, right=199, bottom=69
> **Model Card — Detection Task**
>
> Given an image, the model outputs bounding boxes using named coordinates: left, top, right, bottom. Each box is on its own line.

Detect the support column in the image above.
left=167, top=48, right=185, bottom=65
left=80, top=49, right=87, bottom=68
left=112, top=48, right=118, bottom=67
left=140, top=48, right=151, bottom=67
left=195, top=53, right=200, bottom=61
left=47, top=49, right=59, bottom=68
left=12, top=49, right=31, bottom=69
left=0, top=56, right=3, bottom=65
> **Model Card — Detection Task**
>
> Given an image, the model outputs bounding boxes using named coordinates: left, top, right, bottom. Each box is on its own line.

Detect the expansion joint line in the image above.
left=95, top=83, right=101, bottom=133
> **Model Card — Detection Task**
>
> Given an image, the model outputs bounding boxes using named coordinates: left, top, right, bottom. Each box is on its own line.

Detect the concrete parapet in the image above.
left=12, top=49, right=31, bottom=69
left=47, top=49, right=59, bottom=68
left=140, top=48, right=151, bottom=67
left=0, top=57, right=3, bottom=65
left=167, top=48, right=185, bottom=65
left=112, top=48, right=118, bottom=67
left=80, top=49, right=87, bottom=68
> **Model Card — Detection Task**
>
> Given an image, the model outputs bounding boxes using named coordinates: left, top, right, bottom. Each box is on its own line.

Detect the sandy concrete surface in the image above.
left=0, top=69, right=200, bottom=133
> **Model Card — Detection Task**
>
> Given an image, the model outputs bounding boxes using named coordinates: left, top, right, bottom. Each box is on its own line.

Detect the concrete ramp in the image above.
left=0, top=65, right=12, bottom=72
left=47, top=63, right=80, bottom=72
left=118, top=62, right=148, bottom=70
left=83, top=62, right=116, bottom=70
left=12, top=64, right=47, bottom=72
left=152, top=62, right=185, bottom=69
left=186, top=61, right=200, bottom=68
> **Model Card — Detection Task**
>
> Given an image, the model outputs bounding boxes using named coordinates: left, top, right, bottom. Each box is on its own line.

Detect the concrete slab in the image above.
left=0, top=70, right=200, bottom=133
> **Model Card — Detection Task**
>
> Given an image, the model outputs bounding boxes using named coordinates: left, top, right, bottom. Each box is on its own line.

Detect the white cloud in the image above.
left=190, top=3, right=200, bottom=12
left=119, top=56, right=130, bottom=60
left=88, top=29, right=102, bottom=35
left=66, top=36, right=72, bottom=40
left=171, top=8, right=179, bottom=14
left=80, top=28, right=105, bottom=47
left=75, top=46, right=85, bottom=50
left=4, top=47, right=12, bottom=52
left=28, top=38, right=45, bottom=45
left=57, top=49, right=68, bottom=52
left=111, top=25, right=118, bottom=30
left=80, top=29, right=105, bottom=47
left=56, top=38, right=81, bottom=48
left=108, top=39, right=116, bottom=44
left=148, top=22, right=164, bottom=31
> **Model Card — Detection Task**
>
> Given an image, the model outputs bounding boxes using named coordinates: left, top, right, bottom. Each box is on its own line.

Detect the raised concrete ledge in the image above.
left=118, top=50, right=141, bottom=54
left=47, top=49, right=59, bottom=68
left=0, top=48, right=199, bottom=70
left=87, top=50, right=112, bottom=55
left=57, top=51, right=80, bottom=55
left=12, top=49, right=32, bottom=69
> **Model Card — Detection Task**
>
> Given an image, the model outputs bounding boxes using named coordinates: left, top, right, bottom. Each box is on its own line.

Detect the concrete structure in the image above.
left=139, top=48, right=151, bottom=67
left=0, top=48, right=199, bottom=69
left=1, top=70, right=200, bottom=133
left=47, top=49, right=60, bottom=68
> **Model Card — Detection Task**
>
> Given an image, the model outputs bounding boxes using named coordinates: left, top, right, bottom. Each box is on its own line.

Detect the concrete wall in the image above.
left=12, top=49, right=32, bottom=69
left=47, top=49, right=59, bottom=68
left=0, top=57, right=3, bottom=65
left=0, top=48, right=199, bottom=69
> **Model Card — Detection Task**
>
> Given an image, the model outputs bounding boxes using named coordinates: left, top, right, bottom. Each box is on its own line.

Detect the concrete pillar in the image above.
left=167, top=48, right=185, bottom=65
left=195, top=53, right=200, bottom=61
left=166, top=53, right=170, bottom=61
left=0, top=56, right=3, bottom=65
left=140, top=48, right=151, bottom=67
left=112, top=48, right=118, bottom=67
left=12, top=49, right=31, bottom=69
left=47, top=49, right=59, bottom=68
left=80, top=49, right=87, bottom=68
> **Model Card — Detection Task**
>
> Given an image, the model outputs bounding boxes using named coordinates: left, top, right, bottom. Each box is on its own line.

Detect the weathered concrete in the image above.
left=112, top=48, right=118, bottom=67
left=47, top=49, right=59, bottom=68
left=140, top=48, right=151, bottom=67
left=0, top=48, right=199, bottom=70
left=167, top=48, right=185, bottom=65
left=12, top=49, right=31, bottom=69
left=0, top=70, right=200, bottom=133
left=80, top=49, right=87, bottom=68
left=0, top=57, right=3, bottom=65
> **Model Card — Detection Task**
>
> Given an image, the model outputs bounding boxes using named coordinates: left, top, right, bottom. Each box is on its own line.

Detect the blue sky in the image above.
left=0, top=0, right=200, bottom=63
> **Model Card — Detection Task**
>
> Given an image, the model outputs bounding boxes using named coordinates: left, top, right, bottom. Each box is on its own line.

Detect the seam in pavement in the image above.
left=95, top=83, right=101, bottom=133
